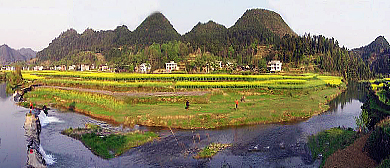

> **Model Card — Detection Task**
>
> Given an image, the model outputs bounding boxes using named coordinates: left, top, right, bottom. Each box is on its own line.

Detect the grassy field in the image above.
left=24, top=86, right=342, bottom=129
left=21, top=71, right=345, bottom=129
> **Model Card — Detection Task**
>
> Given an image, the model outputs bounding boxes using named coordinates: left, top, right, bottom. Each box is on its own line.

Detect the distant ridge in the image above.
left=0, top=44, right=36, bottom=65
left=18, top=48, right=37, bottom=60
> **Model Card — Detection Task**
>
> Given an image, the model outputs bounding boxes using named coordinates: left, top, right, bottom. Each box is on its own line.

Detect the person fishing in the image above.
left=42, top=105, right=48, bottom=116
left=185, top=100, right=190, bottom=110
left=235, top=99, right=239, bottom=109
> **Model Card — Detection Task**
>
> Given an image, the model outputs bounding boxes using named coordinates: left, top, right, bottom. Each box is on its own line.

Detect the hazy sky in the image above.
left=0, top=0, right=389, bottom=51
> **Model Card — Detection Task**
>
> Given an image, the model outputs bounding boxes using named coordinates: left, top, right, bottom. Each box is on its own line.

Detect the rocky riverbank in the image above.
left=24, top=110, right=47, bottom=168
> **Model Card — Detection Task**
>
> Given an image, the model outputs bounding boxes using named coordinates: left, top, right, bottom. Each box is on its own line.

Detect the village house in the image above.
left=100, top=65, right=110, bottom=71
left=165, top=61, right=178, bottom=73
left=139, top=63, right=151, bottom=73
left=6, top=66, right=15, bottom=71
left=33, top=66, right=43, bottom=71
left=81, top=64, right=90, bottom=71
left=68, top=65, right=76, bottom=71
left=267, top=60, right=282, bottom=72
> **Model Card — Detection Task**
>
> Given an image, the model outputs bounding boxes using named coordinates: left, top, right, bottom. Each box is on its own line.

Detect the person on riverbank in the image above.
left=235, top=99, right=239, bottom=109
left=29, top=102, right=33, bottom=113
left=185, top=100, right=190, bottom=110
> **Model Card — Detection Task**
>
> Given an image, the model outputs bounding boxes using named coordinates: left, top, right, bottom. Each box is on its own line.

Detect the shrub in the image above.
left=364, top=126, right=390, bottom=163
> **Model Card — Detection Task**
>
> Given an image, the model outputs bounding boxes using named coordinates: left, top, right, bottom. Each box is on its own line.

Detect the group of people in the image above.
left=235, top=95, right=245, bottom=110
left=29, top=102, right=48, bottom=116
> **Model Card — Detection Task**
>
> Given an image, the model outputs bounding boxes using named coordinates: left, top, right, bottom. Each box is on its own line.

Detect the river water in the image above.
left=0, top=82, right=369, bottom=168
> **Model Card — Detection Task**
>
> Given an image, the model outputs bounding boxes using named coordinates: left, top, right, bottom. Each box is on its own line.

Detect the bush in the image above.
left=378, top=158, right=390, bottom=168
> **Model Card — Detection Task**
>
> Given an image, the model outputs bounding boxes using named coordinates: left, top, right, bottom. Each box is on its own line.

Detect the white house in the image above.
left=165, top=61, right=178, bottom=73
left=267, top=60, right=282, bottom=72
left=139, top=63, right=151, bottom=73
left=101, top=65, right=109, bottom=71
left=33, top=66, right=43, bottom=71
left=68, top=65, right=76, bottom=71
left=81, top=64, right=90, bottom=71
left=5, top=66, right=15, bottom=71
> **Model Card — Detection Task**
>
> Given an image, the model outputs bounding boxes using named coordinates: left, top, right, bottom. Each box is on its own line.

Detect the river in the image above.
left=0, top=82, right=369, bottom=167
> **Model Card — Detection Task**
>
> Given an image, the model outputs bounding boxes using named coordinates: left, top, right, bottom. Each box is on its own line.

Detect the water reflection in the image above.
left=0, top=83, right=7, bottom=100
left=327, top=82, right=370, bottom=112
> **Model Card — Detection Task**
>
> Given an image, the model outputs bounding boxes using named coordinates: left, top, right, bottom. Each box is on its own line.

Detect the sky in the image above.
left=0, top=0, right=389, bottom=51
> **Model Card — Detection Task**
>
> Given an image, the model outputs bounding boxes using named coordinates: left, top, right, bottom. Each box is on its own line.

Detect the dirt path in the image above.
left=324, top=134, right=377, bottom=168
left=38, top=86, right=210, bottom=97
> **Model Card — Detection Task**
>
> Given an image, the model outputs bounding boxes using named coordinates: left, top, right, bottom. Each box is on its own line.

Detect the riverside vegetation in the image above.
left=61, top=123, right=158, bottom=159
left=22, top=71, right=344, bottom=129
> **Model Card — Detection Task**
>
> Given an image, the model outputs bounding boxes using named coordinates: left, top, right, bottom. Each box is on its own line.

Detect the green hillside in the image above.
left=183, top=21, right=229, bottom=56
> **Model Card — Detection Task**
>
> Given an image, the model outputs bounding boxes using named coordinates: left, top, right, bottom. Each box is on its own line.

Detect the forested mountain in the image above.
left=0, top=44, right=35, bottom=65
left=183, top=21, right=229, bottom=56
left=36, top=28, right=116, bottom=64
left=352, top=36, right=390, bottom=74
left=132, top=12, right=181, bottom=45
left=35, top=8, right=375, bottom=79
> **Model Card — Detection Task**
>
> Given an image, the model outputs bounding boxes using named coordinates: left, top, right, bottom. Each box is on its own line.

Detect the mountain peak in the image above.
left=372, top=36, right=390, bottom=49
left=133, top=12, right=180, bottom=45
left=235, top=8, right=296, bottom=37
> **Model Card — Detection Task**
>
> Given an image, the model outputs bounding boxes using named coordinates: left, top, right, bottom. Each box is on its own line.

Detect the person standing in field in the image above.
left=235, top=99, right=239, bottom=109
left=241, top=95, right=246, bottom=102
left=185, top=100, right=190, bottom=110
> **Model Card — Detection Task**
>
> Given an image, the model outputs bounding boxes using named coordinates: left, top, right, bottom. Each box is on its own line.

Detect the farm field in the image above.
left=22, top=71, right=344, bottom=129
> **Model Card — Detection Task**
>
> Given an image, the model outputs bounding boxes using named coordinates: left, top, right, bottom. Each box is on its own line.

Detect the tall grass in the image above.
left=39, top=78, right=173, bottom=88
